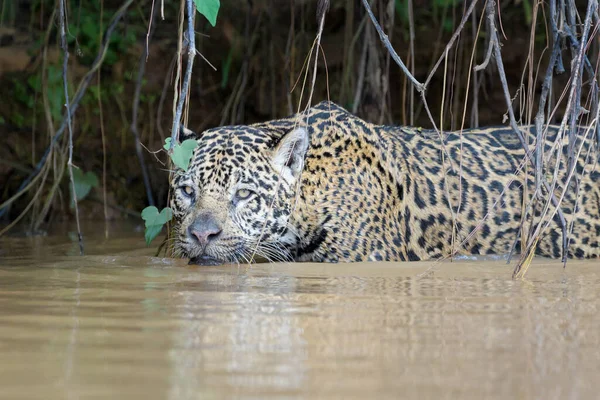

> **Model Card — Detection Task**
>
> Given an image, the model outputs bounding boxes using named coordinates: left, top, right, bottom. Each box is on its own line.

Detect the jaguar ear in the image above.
left=179, top=125, right=199, bottom=141
left=271, top=126, right=309, bottom=183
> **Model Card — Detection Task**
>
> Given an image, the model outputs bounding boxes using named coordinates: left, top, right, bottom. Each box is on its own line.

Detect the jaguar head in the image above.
left=169, top=123, right=309, bottom=265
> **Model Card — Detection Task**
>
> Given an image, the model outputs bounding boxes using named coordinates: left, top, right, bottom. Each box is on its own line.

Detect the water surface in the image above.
left=0, top=223, right=599, bottom=399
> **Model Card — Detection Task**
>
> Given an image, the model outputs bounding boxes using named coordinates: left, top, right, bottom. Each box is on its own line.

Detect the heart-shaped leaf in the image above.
left=164, top=137, right=198, bottom=171
left=172, top=139, right=198, bottom=170
left=194, top=0, right=220, bottom=27
left=70, top=169, right=99, bottom=208
left=141, top=206, right=173, bottom=246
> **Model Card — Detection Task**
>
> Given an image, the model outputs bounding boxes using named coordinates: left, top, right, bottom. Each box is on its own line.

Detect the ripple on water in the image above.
left=0, top=228, right=599, bottom=399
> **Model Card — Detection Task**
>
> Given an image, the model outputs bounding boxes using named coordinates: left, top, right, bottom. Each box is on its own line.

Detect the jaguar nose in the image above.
left=187, top=214, right=222, bottom=246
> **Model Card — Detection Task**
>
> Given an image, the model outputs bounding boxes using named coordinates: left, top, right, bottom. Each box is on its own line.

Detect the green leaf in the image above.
left=172, top=139, right=198, bottom=170
left=164, top=137, right=198, bottom=170
left=141, top=206, right=173, bottom=246
left=141, top=206, right=173, bottom=226
left=70, top=169, right=99, bottom=207
left=194, top=0, right=220, bottom=27
left=144, top=224, right=163, bottom=247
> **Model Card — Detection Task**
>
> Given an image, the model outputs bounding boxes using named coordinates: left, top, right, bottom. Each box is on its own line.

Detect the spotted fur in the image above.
left=170, top=101, right=600, bottom=263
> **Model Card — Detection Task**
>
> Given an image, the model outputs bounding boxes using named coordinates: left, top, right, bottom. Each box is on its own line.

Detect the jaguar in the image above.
left=170, top=101, right=600, bottom=264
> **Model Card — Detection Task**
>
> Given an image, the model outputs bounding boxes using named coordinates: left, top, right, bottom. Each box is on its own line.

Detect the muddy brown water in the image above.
left=0, top=222, right=599, bottom=399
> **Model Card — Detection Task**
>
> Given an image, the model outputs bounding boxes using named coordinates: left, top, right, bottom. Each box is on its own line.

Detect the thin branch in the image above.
left=479, top=0, right=574, bottom=274
left=131, top=9, right=158, bottom=206
left=305, top=0, right=329, bottom=109
left=473, top=0, right=573, bottom=271
left=195, top=48, right=217, bottom=71
left=473, top=35, right=494, bottom=71
left=156, top=53, right=178, bottom=139
left=98, top=0, right=108, bottom=238
left=220, top=3, right=261, bottom=125
left=170, top=0, right=196, bottom=149
left=360, top=0, right=424, bottom=92
left=58, top=0, right=84, bottom=255
left=533, top=25, right=561, bottom=195
left=0, top=0, right=134, bottom=219
left=497, top=21, right=570, bottom=262
left=470, top=4, right=480, bottom=127
left=407, top=0, right=415, bottom=124
left=424, top=0, right=479, bottom=88
left=146, top=0, right=156, bottom=58
left=231, top=4, right=259, bottom=123
left=352, top=23, right=369, bottom=114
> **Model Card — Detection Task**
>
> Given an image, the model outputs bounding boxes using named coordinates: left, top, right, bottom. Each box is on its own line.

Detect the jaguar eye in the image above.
left=180, top=186, right=194, bottom=198
left=235, top=189, right=254, bottom=201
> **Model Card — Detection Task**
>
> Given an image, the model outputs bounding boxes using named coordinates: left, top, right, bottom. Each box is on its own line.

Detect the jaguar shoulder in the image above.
left=170, top=101, right=600, bottom=264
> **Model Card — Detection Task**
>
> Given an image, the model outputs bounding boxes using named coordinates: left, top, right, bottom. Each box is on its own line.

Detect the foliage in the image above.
left=194, top=0, right=220, bottom=27
left=141, top=206, right=173, bottom=245
left=138, top=0, right=220, bottom=248
left=68, top=2, right=138, bottom=67
left=10, top=65, right=64, bottom=127
left=164, top=138, right=199, bottom=171
left=30, top=66, right=65, bottom=120
left=139, top=137, right=198, bottom=245
left=8, top=1, right=139, bottom=129
left=70, top=168, right=99, bottom=208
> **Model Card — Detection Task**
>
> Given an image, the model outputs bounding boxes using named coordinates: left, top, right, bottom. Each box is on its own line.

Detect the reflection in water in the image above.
left=64, top=267, right=81, bottom=400
left=0, top=229, right=599, bottom=399
left=168, top=272, right=308, bottom=399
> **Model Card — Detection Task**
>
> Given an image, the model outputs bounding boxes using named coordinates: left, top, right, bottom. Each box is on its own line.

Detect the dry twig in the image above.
left=476, top=0, right=573, bottom=271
